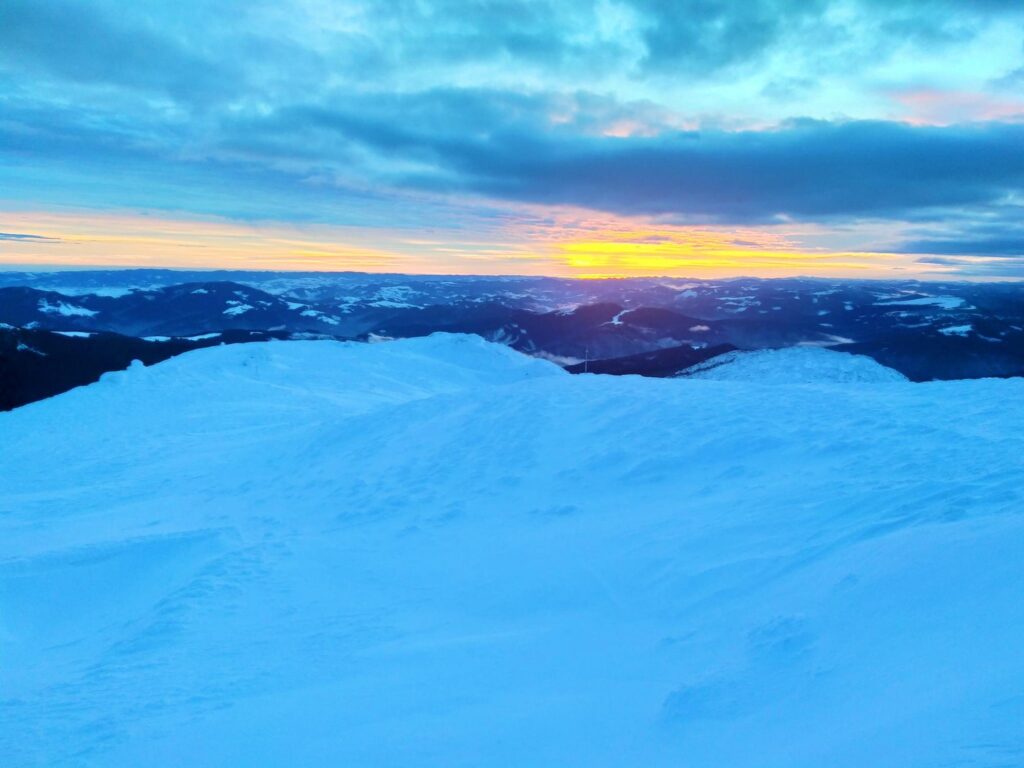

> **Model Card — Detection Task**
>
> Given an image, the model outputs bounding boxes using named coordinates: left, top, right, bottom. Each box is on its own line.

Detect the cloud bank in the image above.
left=2, top=0, right=1023, bottom=276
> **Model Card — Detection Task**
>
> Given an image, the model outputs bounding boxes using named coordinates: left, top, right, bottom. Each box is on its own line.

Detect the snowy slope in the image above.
left=2, top=335, right=1024, bottom=767
left=683, top=346, right=909, bottom=383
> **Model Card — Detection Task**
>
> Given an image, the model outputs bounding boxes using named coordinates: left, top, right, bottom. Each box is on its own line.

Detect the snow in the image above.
left=797, top=333, right=855, bottom=347
left=367, top=286, right=419, bottom=308
left=375, top=286, right=415, bottom=301
left=2, top=334, right=1023, bottom=767
left=58, top=287, right=135, bottom=298
left=53, top=331, right=94, bottom=338
left=876, top=295, right=969, bottom=309
left=823, top=333, right=855, bottom=344
left=299, top=309, right=340, bottom=325
left=684, top=347, right=907, bottom=383
left=36, top=298, right=97, bottom=317
left=144, top=336, right=173, bottom=342
left=531, top=350, right=585, bottom=366
left=487, top=325, right=524, bottom=345
left=689, top=324, right=710, bottom=332
left=185, top=332, right=221, bottom=341
left=223, top=302, right=254, bottom=316
left=939, top=324, right=973, bottom=337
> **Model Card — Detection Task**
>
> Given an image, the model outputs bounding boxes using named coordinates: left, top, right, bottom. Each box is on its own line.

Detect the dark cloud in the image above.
left=903, top=214, right=1024, bottom=276
left=2, top=0, right=1024, bottom=277
left=441, top=120, right=1024, bottom=222
left=0, top=232, right=60, bottom=242
left=914, top=255, right=1024, bottom=278
left=627, top=0, right=1024, bottom=75
left=632, top=0, right=829, bottom=74
left=230, top=98, right=1024, bottom=222
left=6, top=78, right=1024, bottom=227
left=0, top=0, right=233, bottom=102
left=900, top=237, right=1024, bottom=258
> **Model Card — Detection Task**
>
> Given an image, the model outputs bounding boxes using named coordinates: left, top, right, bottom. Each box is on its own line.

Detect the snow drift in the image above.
left=2, top=334, right=1023, bottom=767
left=683, top=346, right=909, bottom=383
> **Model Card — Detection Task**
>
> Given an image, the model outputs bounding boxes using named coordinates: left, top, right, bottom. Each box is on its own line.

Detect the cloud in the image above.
left=224, top=98, right=1024, bottom=222
left=900, top=237, right=1024, bottom=258
left=2, top=0, right=1020, bottom=104
left=914, top=255, right=1024, bottom=278
left=2, top=0, right=1024, bottom=277
left=435, top=119, right=1024, bottom=222
left=992, top=66, right=1024, bottom=91
left=632, top=0, right=829, bottom=74
left=0, top=0, right=232, bottom=102
left=0, top=232, right=60, bottom=242
left=906, top=215, right=1024, bottom=276
left=628, top=0, right=1024, bottom=76
left=5, top=79, right=1024, bottom=228
left=888, top=88, right=1024, bottom=125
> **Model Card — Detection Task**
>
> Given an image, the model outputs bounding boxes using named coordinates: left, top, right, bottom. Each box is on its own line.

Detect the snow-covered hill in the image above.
left=2, top=335, right=1023, bottom=767
left=4, top=272, right=1024, bottom=385
left=683, top=346, right=909, bottom=383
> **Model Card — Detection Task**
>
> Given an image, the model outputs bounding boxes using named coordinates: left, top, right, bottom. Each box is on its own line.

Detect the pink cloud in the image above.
left=890, top=88, right=1024, bottom=126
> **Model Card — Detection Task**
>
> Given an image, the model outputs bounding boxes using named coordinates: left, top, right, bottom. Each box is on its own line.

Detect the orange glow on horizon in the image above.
left=0, top=208, right=944, bottom=279
left=546, top=223, right=913, bottom=278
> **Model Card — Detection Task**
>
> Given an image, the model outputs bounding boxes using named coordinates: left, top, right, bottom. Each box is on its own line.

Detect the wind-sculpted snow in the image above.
left=683, top=346, right=909, bottom=383
left=2, top=334, right=1024, bottom=767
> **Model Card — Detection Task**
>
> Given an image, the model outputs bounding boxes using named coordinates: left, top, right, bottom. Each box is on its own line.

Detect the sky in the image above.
left=1, top=0, right=1023, bottom=278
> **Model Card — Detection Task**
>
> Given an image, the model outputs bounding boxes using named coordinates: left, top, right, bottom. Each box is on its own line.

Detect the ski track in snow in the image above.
left=1, top=334, right=1024, bottom=767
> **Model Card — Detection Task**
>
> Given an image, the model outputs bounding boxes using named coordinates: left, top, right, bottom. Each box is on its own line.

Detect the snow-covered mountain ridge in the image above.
left=4, top=272, right=1024, bottom=411
left=2, top=335, right=1023, bottom=766
left=683, top=346, right=910, bottom=383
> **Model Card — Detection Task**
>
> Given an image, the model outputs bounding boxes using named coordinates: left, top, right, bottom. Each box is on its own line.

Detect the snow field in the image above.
left=2, top=334, right=1023, bottom=767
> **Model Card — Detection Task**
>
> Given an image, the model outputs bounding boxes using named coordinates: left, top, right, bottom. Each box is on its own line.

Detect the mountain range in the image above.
left=2, top=270, right=1023, bottom=409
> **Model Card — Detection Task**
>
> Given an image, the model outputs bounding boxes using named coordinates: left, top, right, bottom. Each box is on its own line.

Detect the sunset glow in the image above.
left=0, top=210, right=935, bottom=279
left=5, top=5, right=1024, bottom=762
left=1, top=1, right=1022, bottom=278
